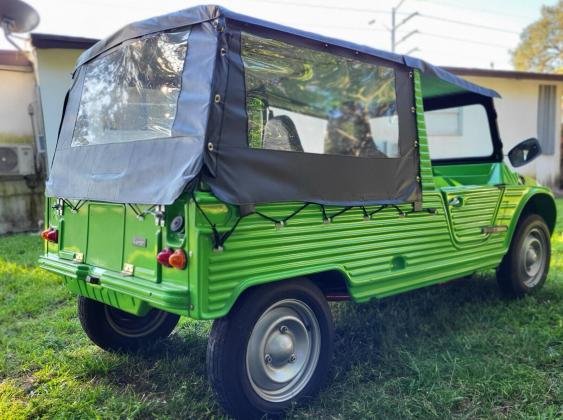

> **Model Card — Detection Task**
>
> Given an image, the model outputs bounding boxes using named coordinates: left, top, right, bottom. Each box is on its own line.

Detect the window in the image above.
left=425, top=104, right=493, bottom=160
left=72, top=29, right=190, bottom=147
left=425, top=107, right=462, bottom=136
left=241, top=33, right=399, bottom=158
left=537, top=84, right=556, bottom=155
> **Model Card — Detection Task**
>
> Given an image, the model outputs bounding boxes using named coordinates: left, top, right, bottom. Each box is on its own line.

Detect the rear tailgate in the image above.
left=55, top=200, right=160, bottom=281
left=42, top=197, right=191, bottom=315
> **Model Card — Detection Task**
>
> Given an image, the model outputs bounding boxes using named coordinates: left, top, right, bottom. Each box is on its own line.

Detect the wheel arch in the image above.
left=509, top=192, right=556, bottom=243
left=213, top=268, right=352, bottom=319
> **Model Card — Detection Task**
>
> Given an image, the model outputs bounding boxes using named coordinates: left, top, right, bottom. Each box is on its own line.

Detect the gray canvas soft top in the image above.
left=75, top=4, right=499, bottom=98
left=47, top=4, right=500, bottom=207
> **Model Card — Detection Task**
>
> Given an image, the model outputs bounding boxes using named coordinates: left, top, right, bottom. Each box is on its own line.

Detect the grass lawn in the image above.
left=1, top=203, right=562, bottom=419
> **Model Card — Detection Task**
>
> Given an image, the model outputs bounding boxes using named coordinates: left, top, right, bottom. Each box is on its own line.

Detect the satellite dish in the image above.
left=0, top=0, right=39, bottom=34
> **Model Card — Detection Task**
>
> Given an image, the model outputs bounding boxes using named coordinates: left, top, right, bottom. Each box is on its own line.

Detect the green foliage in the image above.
left=512, top=1, right=563, bottom=73
left=1, top=205, right=562, bottom=418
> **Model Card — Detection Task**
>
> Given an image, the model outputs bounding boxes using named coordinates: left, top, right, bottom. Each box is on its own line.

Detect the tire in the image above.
left=497, top=214, right=551, bottom=297
left=207, top=279, right=334, bottom=419
left=77, top=296, right=180, bottom=352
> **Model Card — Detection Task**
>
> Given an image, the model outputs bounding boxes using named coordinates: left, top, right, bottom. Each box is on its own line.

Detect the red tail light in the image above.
left=168, top=249, right=187, bottom=270
left=41, top=228, right=58, bottom=243
left=156, top=248, right=174, bottom=267
left=156, top=248, right=187, bottom=270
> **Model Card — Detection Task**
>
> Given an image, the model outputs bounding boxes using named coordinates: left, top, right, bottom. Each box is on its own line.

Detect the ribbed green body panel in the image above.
left=190, top=186, right=517, bottom=319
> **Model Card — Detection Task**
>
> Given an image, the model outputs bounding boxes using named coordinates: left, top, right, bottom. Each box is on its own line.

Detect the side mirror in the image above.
left=508, top=138, right=541, bottom=167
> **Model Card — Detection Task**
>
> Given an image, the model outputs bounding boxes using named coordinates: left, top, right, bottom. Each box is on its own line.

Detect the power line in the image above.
left=254, top=1, right=520, bottom=35
left=417, top=32, right=513, bottom=49
left=390, top=0, right=419, bottom=52
left=418, top=13, right=520, bottom=34
left=412, top=0, right=531, bottom=20
left=251, top=0, right=390, bottom=15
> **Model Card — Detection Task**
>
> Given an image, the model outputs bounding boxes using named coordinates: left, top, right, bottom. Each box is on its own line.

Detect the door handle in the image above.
left=448, top=196, right=463, bottom=207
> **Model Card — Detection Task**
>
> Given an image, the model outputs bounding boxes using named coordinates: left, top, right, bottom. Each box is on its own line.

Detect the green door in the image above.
left=441, top=185, right=503, bottom=246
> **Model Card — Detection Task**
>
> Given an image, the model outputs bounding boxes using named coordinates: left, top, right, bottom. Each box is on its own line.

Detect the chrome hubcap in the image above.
left=520, top=227, right=545, bottom=287
left=246, top=299, right=321, bottom=402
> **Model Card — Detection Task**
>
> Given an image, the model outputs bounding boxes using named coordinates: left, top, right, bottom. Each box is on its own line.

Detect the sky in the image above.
left=0, top=0, right=558, bottom=69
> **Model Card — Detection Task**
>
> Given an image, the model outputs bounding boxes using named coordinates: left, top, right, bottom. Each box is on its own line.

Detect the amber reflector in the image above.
left=168, top=249, right=187, bottom=270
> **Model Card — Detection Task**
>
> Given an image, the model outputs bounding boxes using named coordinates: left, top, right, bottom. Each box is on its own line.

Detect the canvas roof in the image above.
left=75, top=4, right=500, bottom=98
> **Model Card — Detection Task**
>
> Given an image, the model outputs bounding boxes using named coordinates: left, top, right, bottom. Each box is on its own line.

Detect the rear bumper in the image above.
left=39, top=254, right=190, bottom=316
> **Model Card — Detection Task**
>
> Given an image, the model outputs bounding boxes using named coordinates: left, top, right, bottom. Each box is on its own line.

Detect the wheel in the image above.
left=206, top=279, right=334, bottom=418
left=497, top=214, right=551, bottom=297
left=77, top=296, right=180, bottom=352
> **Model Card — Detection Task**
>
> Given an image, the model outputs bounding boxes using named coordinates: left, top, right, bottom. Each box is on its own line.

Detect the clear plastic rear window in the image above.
left=71, top=29, right=190, bottom=147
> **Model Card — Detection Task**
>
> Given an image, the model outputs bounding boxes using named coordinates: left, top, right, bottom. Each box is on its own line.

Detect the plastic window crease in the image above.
left=71, top=28, right=191, bottom=147
left=241, top=32, right=400, bottom=158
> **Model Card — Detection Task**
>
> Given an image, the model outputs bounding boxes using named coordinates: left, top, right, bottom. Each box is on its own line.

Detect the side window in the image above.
left=426, top=104, right=493, bottom=160
left=241, top=32, right=400, bottom=158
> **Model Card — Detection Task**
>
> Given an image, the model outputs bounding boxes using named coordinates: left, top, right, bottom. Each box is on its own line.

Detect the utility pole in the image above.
left=390, top=0, right=419, bottom=53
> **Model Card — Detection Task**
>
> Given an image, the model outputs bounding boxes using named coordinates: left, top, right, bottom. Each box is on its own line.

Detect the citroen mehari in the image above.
left=39, top=5, right=555, bottom=418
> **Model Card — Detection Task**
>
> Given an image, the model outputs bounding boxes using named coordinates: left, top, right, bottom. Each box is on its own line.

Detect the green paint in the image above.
left=39, top=70, right=556, bottom=320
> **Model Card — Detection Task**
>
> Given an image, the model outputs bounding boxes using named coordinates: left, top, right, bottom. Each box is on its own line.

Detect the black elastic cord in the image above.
left=192, top=194, right=222, bottom=247
left=325, top=206, right=352, bottom=222
left=368, top=205, right=387, bottom=218
left=391, top=205, right=406, bottom=217
left=283, top=202, right=310, bottom=222
left=62, top=199, right=86, bottom=213
left=128, top=204, right=156, bottom=219
left=192, top=194, right=438, bottom=249
left=254, top=210, right=281, bottom=224
left=255, top=202, right=311, bottom=226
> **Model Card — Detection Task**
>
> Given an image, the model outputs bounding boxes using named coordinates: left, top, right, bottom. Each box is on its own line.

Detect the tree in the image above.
left=511, top=1, right=563, bottom=73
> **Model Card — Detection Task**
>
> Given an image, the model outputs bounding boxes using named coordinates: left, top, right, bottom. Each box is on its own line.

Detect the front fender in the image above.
left=505, top=188, right=556, bottom=248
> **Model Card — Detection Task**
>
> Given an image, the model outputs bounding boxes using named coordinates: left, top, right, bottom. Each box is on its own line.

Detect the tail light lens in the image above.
left=168, top=249, right=187, bottom=270
left=41, top=228, right=58, bottom=243
left=156, top=248, right=174, bottom=267
left=156, top=248, right=187, bottom=270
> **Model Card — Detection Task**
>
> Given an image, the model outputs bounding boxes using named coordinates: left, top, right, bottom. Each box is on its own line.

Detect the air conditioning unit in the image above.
left=0, top=144, right=35, bottom=176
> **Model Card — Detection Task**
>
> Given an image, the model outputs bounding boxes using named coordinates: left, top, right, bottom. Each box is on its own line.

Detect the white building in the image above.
left=0, top=50, right=42, bottom=234
left=445, top=67, right=563, bottom=188
left=30, top=34, right=97, bottom=168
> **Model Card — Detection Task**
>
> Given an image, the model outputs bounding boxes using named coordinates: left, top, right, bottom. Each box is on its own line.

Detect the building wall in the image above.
left=464, top=76, right=562, bottom=187
left=0, top=66, right=35, bottom=142
left=0, top=64, right=43, bottom=234
left=34, top=48, right=83, bottom=167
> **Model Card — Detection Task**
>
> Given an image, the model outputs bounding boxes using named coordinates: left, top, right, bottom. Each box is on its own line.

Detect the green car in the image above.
left=39, top=5, right=555, bottom=418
